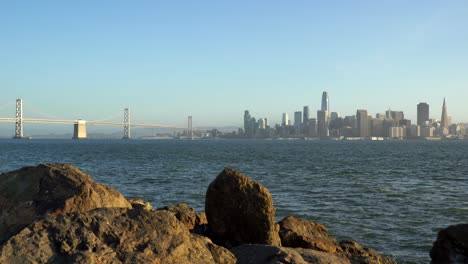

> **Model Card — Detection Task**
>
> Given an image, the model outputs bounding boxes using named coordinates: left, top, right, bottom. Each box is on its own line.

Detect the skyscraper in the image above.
left=294, top=111, right=302, bottom=134
left=303, top=106, right=310, bottom=124
left=317, top=110, right=329, bottom=137
left=244, top=110, right=251, bottom=136
left=356, top=109, right=369, bottom=137
left=282, top=113, right=289, bottom=126
left=441, top=98, right=448, bottom=129
left=417, top=103, right=429, bottom=126
left=321, top=91, right=329, bottom=115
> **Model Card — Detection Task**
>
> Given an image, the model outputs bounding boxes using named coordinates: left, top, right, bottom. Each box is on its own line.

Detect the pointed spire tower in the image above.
left=441, top=98, right=448, bottom=129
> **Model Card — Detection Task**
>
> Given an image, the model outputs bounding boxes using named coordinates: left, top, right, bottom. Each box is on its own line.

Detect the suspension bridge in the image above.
left=0, top=99, right=196, bottom=139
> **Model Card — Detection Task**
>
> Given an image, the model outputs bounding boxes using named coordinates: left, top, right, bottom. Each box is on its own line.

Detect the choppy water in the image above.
left=1, top=139, right=467, bottom=263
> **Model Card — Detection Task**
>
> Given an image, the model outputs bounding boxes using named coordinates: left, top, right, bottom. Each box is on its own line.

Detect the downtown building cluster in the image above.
left=242, top=92, right=466, bottom=140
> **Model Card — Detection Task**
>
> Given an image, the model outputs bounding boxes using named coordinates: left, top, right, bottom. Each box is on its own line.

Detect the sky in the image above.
left=1, top=0, right=468, bottom=128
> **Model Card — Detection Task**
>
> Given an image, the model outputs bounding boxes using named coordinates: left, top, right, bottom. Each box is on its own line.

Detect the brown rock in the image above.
left=340, top=240, right=396, bottom=264
left=205, top=168, right=281, bottom=247
left=0, top=208, right=236, bottom=264
left=157, top=203, right=197, bottom=230
left=128, top=198, right=153, bottom=211
left=430, top=224, right=468, bottom=263
left=196, top=211, right=208, bottom=226
left=231, top=244, right=350, bottom=264
left=0, top=164, right=131, bottom=244
left=279, top=216, right=340, bottom=253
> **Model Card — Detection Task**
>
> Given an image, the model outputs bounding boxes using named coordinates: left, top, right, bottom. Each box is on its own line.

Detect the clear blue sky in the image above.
left=1, top=0, right=467, bottom=127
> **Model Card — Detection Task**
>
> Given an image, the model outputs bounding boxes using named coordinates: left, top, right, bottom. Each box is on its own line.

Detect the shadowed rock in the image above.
left=231, top=244, right=350, bottom=264
left=157, top=203, right=198, bottom=230
left=0, top=163, right=131, bottom=243
left=279, top=216, right=340, bottom=253
left=430, top=224, right=468, bottom=263
left=205, top=168, right=281, bottom=247
left=0, top=208, right=236, bottom=264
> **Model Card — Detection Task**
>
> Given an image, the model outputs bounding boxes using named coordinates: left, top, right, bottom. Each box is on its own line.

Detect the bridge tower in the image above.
left=14, top=99, right=23, bottom=139
left=123, top=108, right=130, bottom=139
left=73, top=120, right=87, bottom=139
left=188, top=116, right=193, bottom=139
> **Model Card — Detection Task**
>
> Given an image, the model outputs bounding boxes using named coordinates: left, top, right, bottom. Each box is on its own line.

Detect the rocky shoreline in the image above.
left=0, top=164, right=462, bottom=263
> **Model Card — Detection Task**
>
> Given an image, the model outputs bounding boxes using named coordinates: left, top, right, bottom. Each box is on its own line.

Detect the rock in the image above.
left=430, top=224, right=468, bottom=263
left=196, top=211, right=208, bottom=226
left=157, top=203, right=197, bottom=230
left=340, top=240, right=396, bottom=264
left=278, top=216, right=340, bottom=253
left=0, top=208, right=236, bottom=264
left=205, top=168, right=281, bottom=247
left=0, top=164, right=131, bottom=244
left=128, top=198, right=153, bottom=211
left=231, top=244, right=350, bottom=264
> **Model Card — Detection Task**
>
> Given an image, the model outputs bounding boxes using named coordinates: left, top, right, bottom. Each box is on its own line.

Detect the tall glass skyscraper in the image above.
left=321, top=91, right=329, bottom=115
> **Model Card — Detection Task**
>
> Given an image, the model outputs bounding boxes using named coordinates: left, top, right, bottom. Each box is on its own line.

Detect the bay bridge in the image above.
left=0, top=99, right=196, bottom=139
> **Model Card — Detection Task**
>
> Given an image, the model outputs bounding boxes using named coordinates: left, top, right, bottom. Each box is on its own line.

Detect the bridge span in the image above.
left=0, top=99, right=197, bottom=139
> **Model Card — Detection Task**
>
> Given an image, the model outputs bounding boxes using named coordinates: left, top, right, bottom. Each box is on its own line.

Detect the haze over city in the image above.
left=1, top=1, right=468, bottom=128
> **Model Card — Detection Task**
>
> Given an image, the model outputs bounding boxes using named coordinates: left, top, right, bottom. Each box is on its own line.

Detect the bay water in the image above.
left=1, top=139, right=467, bottom=263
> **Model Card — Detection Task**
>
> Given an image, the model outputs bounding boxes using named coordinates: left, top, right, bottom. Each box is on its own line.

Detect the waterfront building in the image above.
left=294, top=111, right=302, bottom=134
left=389, top=127, right=404, bottom=139
left=421, top=126, right=434, bottom=137
left=399, top=119, right=411, bottom=138
left=370, top=118, right=384, bottom=137
left=309, top=118, right=318, bottom=137
left=441, top=98, right=449, bottom=130
left=282, top=113, right=289, bottom=126
left=417, top=103, right=429, bottom=126
left=356, top=109, right=369, bottom=138
left=317, top=110, right=329, bottom=137
left=410, top=125, right=421, bottom=137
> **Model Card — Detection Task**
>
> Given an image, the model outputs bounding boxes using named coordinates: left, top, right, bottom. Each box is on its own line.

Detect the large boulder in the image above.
left=0, top=164, right=131, bottom=243
left=205, top=168, right=281, bottom=247
left=278, top=216, right=340, bottom=253
left=0, top=208, right=236, bottom=264
left=430, top=224, right=468, bottom=263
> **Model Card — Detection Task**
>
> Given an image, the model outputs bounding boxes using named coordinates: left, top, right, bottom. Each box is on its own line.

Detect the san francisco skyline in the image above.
left=1, top=1, right=468, bottom=126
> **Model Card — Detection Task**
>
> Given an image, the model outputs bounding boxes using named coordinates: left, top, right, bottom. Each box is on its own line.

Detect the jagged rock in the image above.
left=157, top=203, right=197, bottom=230
left=279, top=216, right=340, bottom=253
left=205, top=168, right=281, bottom=247
left=0, top=208, right=236, bottom=264
left=340, top=240, right=397, bottom=264
left=430, top=224, right=468, bottom=263
left=231, top=244, right=350, bottom=264
left=128, top=198, right=153, bottom=211
left=0, top=164, right=131, bottom=244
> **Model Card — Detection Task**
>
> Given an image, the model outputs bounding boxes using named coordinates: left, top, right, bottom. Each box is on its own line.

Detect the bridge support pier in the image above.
left=73, top=120, right=87, bottom=139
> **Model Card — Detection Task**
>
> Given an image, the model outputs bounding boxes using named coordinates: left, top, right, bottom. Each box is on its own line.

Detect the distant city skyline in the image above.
left=1, top=1, right=468, bottom=126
